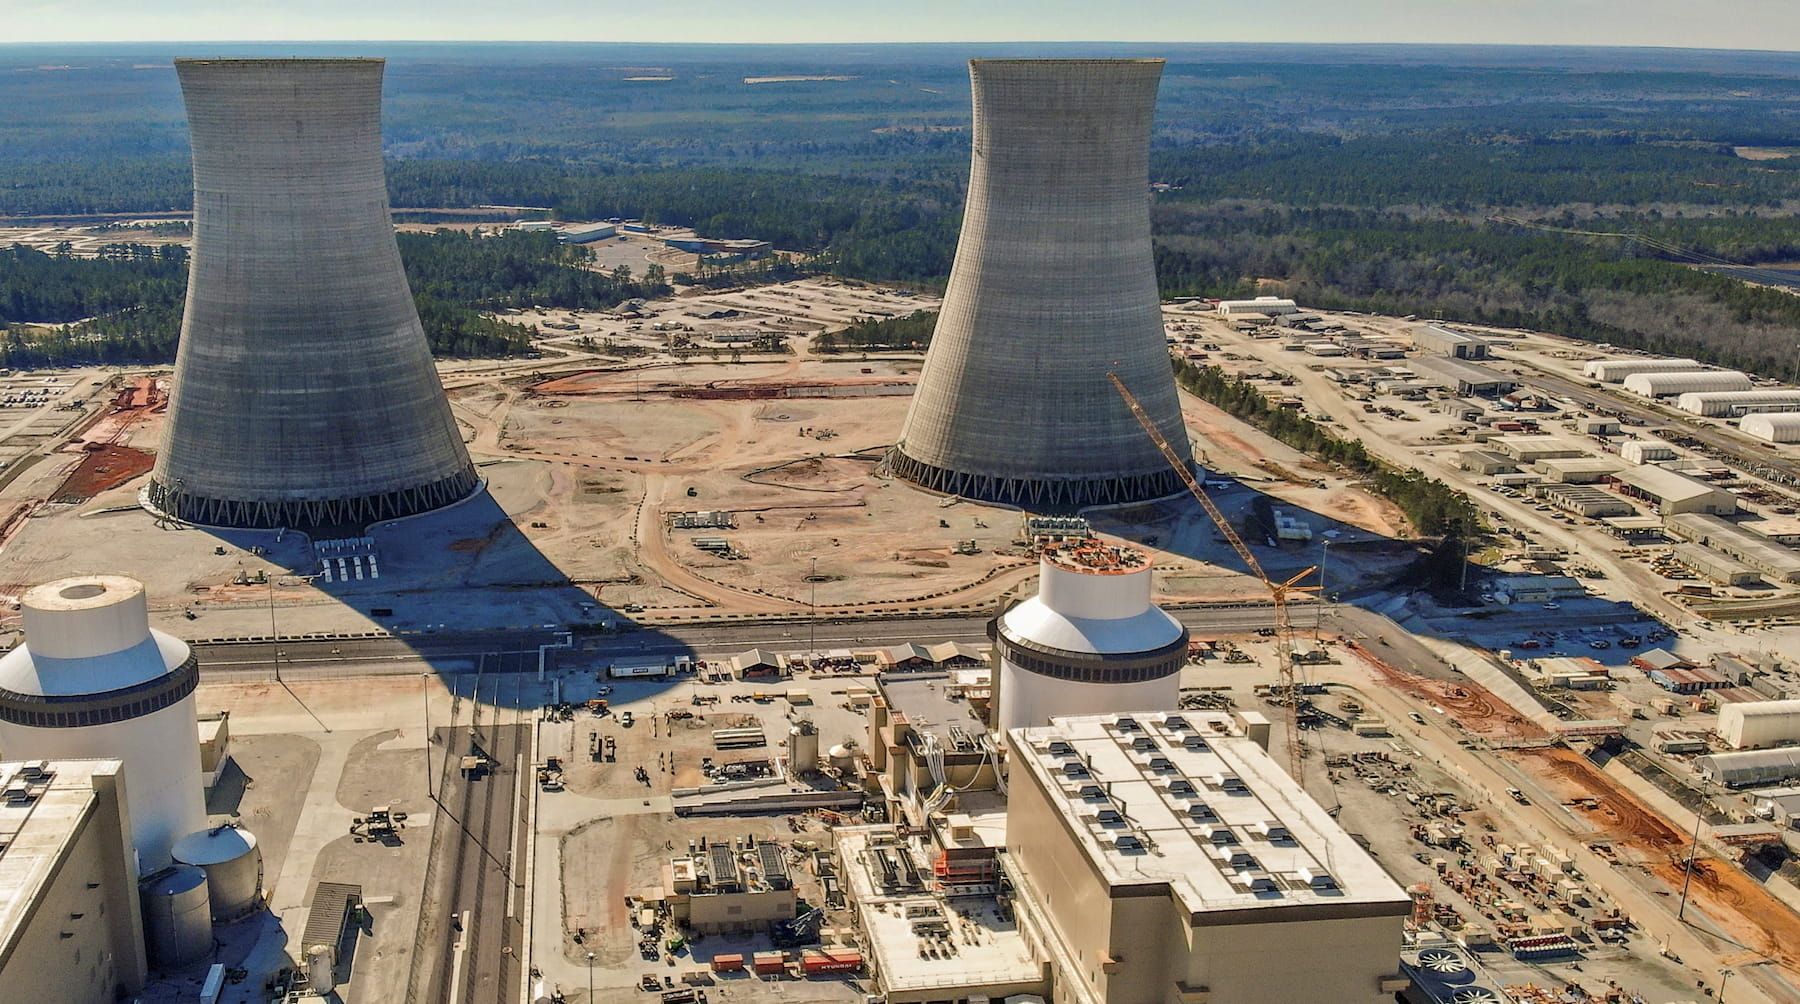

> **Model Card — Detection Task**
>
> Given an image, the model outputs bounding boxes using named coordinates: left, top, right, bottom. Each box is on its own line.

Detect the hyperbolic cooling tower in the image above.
left=991, top=540, right=1187, bottom=734
left=147, top=58, right=477, bottom=529
left=0, top=576, right=207, bottom=869
left=890, top=59, right=1193, bottom=509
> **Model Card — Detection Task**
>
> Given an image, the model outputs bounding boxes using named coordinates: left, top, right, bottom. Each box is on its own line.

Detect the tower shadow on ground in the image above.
left=187, top=485, right=696, bottom=709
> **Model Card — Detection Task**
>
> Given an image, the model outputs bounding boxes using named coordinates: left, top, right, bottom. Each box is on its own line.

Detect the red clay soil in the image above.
left=1347, top=639, right=1547, bottom=740
left=51, top=444, right=153, bottom=503
left=1513, top=747, right=1800, bottom=977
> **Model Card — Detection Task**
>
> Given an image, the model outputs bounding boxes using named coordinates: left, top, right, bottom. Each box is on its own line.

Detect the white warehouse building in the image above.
left=1623, top=370, right=1754, bottom=398
left=1676, top=390, right=1800, bottom=418
left=1742, top=412, right=1800, bottom=445
left=991, top=540, right=1186, bottom=735
left=1216, top=296, right=1299, bottom=317
left=1582, top=357, right=1702, bottom=383
left=1620, top=439, right=1677, bottom=465
left=1718, top=700, right=1800, bottom=750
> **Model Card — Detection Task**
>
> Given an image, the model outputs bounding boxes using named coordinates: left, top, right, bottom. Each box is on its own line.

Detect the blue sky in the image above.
left=6, top=1, right=1799, bottom=50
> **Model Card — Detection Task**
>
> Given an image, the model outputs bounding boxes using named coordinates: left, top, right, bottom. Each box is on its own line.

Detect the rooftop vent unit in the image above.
left=1115, top=716, right=1141, bottom=733
left=1256, top=822, right=1293, bottom=842
left=1228, top=850, right=1258, bottom=869
left=1047, top=739, right=1076, bottom=757
left=18, top=762, right=50, bottom=782
left=1168, top=779, right=1197, bottom=797
left=1213, top=773, right=1247, bottom=793
left=3, top=783, right=33, bottom=805
left=1062, top=761, right=1091, bottom=779
left=1298, top=867, right=1338, bottom=891
left=1147, top=756, right=1175, bottom=772
left=1131, top=736, right=1157, bottom=752
left=1247, top=873, right=1278, bottom=893
left=1163, top=715, right=1190, bottom=731
left=1095, top=808, right=1124, bottom=826
left=1113, top=834, right=1145, bottom=852
left=1181, top=735, right=1210, bottom=752
left=1207, top=826, right=1238, bottom=845
left=1186, top=802, right=1216, bottom=821
left=1078, top=784, right=1107, bottom=801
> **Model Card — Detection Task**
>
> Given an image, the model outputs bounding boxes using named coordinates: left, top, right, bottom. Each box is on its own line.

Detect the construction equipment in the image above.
left=1109, top=372, right=1316, bottom=776
left=771, top=907, right=825, bottom=948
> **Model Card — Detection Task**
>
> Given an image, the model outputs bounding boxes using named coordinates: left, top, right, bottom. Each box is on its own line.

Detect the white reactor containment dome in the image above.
left=993, top=542, right=1187, bottom=734
left=0, top=576, right=206, bottom=868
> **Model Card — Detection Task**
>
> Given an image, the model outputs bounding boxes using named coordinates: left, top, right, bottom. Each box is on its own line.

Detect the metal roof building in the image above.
left=1410, top=324, right=1489, bottom=359
left=1004, top=711, right=1410, bottom=1003
left=1742, top=412, right=1800, bottom=444
left=1719, top=699, right=1800, bottom=750
left=890, top=60, right=1191, bottom=508
left=1408, top=355, right=1515, bottom=395
left=148, top=59, right=477, bottom=529
left=1698, top=748, right=1800, bottom=788
left=1614, top=466, right=1737, bottom=515
left=1665, top=513, right=1800, bottom=583
left=1622, top=370, right=1753, bottom=398
left=1675, top=389, right=1800, bottom=417
left=1582, top=357, right=1702, bottom=383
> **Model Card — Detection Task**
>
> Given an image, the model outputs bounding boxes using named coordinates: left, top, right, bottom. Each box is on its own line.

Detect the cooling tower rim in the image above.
left=970, top=57, right=1165, bottom=66
left=23, top=575, right=143, bottom=613
left=175, top=56, right=384, bottom=67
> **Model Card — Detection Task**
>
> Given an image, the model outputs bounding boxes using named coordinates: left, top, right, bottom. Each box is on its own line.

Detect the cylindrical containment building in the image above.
left=147, top=58, right=477, bottom=530
left=141, top=864, right=214, bottom=970
left=173, top=824, right=263, bottom=923
left=889, top=59, right=1192, bottom=509
left=0, top=576, right=206, bottom=869
left=992, top=541, right=1187, bottom=734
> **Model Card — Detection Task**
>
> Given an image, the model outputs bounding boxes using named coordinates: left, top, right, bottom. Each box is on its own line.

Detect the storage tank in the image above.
left=1622, top=370, right=1752, bottom=398
left=0, top=576, right=206, bottom=868
left=993, top=539, right=1186, bottom=734
left=827, top=744, right=856, bottom=771
left=1675, top=390, right=1800, bottom=417
left=142, top=864, right=213, bottom=970
left=787, top=721, right=820, bottom=775
left=173, top=824, right=262, bottom=922
left=1582, top=357, right=1701, bottom=382
left=1742, top=412, right=1800, bottom=444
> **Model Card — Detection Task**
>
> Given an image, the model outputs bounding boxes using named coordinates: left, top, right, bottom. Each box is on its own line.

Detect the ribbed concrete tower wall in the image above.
left=148, top=58, right=477, bottom=530
left=890, top=59, right=1192, bottom=509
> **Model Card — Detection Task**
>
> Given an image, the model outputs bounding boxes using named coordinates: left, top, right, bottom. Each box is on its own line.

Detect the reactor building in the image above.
left=888, top=59, right=1192, bottom=509
left=147, top=58, right=477, bottom=530
left=991, top=540, right=1187, bottom=734
left=0, top=577, right=207, bottom=870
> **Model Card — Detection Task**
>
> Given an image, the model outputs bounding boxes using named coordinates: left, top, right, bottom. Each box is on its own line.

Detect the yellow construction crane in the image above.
left=1109, top=372, right=1317, bottom=777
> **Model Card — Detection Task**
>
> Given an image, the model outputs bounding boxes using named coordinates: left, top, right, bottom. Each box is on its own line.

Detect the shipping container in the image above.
left=801, top=948, right=864, bottom=975
left=711, top=954, right=745, bottom=973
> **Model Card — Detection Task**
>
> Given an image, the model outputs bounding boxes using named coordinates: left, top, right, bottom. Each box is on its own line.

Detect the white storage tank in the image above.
left=0, top=576, right=206, bottom=869
left=1742, top=412, right=1800, bottom=444
left=142, top=864, right=213, bottom=970
left=1582, top=357, right=1701, bottom=382
left=173, top=824, right=263, bottom=922
left=994, top=540, right=1186, bottom=734
left=827, top=744, right=856, bottom=771
left=1676, top=390, right=1800, bottom=417
left=1623, top=370, right=1752, bottom=398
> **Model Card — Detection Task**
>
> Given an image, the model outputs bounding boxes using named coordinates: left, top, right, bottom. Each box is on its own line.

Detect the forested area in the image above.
left=813, top=310, right=938, bottom=352
left=1171, top=357, right=1483, bottom=541
left=6, top=43, right=1800, bottom=369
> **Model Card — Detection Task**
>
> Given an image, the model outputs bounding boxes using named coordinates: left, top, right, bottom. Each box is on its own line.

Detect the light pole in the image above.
left=808, top=556, right=818, bottom=669
left=1719, top=968, right=1734, bottom=1002
left=1677, top=781, right=1709, bottom=922
left=586, top=951, right=596, bottom=1002
left=267, top=570, right=322, bottom=683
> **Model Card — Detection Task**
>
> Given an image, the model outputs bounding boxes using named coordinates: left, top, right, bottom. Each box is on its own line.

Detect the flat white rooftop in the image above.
left=1009, top=712, right=1407, bottom=915
left=0, top=760, right=120, bottom=948
left=838, top=825, right=1042, bottom=995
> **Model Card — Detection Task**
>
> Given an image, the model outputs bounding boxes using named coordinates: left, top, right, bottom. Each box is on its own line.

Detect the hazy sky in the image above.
left=6, top=0, right=1800, bottom=50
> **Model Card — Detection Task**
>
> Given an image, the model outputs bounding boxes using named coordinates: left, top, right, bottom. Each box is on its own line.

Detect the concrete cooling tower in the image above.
left=992, top=540, right=1187, bottom=734
left=147, top=58, right=477, bottom=530
left=889, top=59, right=1192, bottom=509
left=0, top=577, right=206, bottom=869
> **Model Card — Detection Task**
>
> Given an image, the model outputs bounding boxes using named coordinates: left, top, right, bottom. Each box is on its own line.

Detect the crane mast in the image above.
left=1108, top=372, right=1316, bottom=777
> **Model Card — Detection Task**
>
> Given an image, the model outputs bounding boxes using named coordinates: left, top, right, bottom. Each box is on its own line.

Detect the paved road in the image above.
left=410, top=672, right=531, bottom=1004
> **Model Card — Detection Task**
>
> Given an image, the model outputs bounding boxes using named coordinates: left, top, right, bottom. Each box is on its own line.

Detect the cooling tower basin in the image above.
left=147, top=58, right=477, bottom=530
left=890, top=59, right=1192, bottom=509
left=0, top=576, right=206, bottom=869
left=992, top=540, right=1187, bottom=734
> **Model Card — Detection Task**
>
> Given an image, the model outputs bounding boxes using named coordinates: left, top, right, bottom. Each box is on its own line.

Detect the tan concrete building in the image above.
left=665, top=837, right=796, bottom=934
left=867, top=674, right=1002, bottom=826
left=1004, top=712, right=1410, bottom=1004
left=0, top=759, right=147, bottom=1002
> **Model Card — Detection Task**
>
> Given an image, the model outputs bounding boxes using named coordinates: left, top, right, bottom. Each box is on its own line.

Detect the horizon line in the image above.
left=2, top=39, right=1798, bottom=55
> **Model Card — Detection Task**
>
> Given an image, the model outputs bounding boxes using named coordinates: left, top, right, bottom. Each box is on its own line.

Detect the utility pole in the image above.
left=1315, top=539, right=1332, bottom=642
left=809, top=556, right=818, bottom=668
left=1677, top=788, right=1706, bottom=922
left=1719, top=968, right=1734, bottom=1002
left=267, top=574, right=282, bottom=683
left=422, top=672, right=434, bottom=800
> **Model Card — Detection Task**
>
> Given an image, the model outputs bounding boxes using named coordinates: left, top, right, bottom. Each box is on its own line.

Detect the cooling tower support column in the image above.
left=0, top=577, right=207, bottom=869
left=890, top=59, right=1193, bottom=509
left=147, top=58, right=478, bottom=531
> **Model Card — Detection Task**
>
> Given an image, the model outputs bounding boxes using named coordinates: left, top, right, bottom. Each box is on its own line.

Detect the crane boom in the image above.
left=1108, top=372, right=1315, bottom=777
